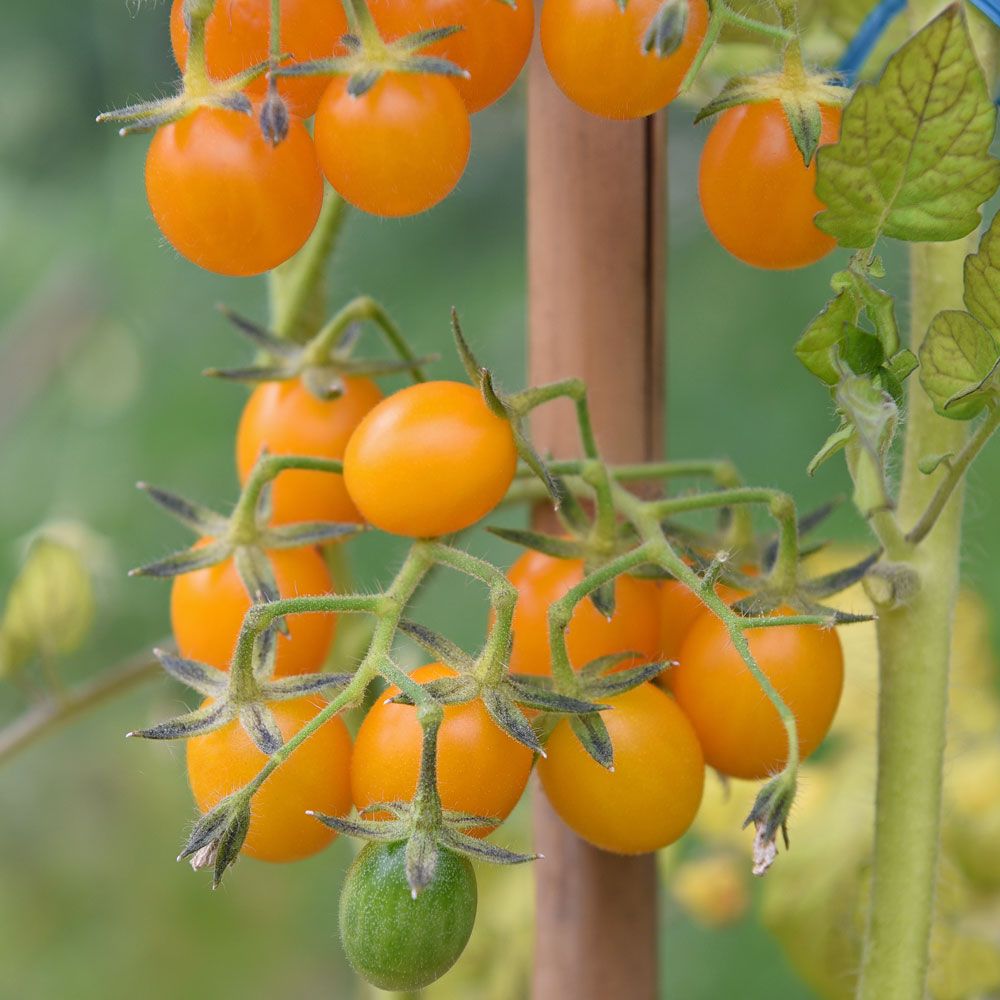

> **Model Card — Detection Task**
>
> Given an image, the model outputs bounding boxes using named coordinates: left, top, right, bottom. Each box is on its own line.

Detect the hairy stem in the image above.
left=0, top=648, right=161, bottom=766
left=269, top=190, right=348, bottom=342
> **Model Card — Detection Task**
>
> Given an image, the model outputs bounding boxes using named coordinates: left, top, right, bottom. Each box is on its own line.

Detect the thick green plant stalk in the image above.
left=859, top=11, right=998, bottom=994
left=858, top=238, right=972, bottom=1000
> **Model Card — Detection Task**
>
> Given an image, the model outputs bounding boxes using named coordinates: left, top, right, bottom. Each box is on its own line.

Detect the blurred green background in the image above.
left=2, top=2, right=999, bottom=998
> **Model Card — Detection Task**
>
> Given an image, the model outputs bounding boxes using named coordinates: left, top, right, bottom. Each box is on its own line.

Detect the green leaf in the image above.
left=964, top=210, right=1000, bottom=337
left=816, top=6, right=1000, bottom=248
left=837, top=375, right=898, bottom=515
left=919, top=310, right=1000, bottom=420
left=832, top=268, right=900, bottom=357
left=918, top=452, right=954, bottom=475
left=841, top=327, right=886, bottom=376
left=795, top=291, right=859, bottom=384
left=808, top=423, right=854, bottom=476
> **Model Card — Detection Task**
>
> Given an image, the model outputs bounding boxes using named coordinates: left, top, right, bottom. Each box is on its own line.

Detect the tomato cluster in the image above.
left=144, top=0, right=539, bottom=275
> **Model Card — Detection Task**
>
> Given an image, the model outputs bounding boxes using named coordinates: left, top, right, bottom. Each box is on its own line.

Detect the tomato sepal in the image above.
left=487, top=527, right=588, bottom=561
left=127, top=698, right=233, bottom=742
left=743, top=769, right=796, bottom=877
left=439, top=828, right=537, bottom=867
left=237, top=702, right=284, bottom=755
left=568, top=712, right=614, bottom=771
left=396, top=619, right=476, bottom=673
left=152, top=647, right=228, bottom=697
left=642, top=0, right=689, bottom=58
left=178, top=790, right=252, bottom=888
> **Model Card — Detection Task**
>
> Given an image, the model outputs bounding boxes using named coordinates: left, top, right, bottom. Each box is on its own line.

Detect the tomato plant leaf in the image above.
left=964, top=210, right=1000, bottom=337
left=796, top=291, right=860, bottom=385
left=918, top=451, right=954, bottom=475
left=816, top=5, right=1000, bottom=247
left=837, top=375, right=898, bottom=515
left=919, top=309, right=1000, bottom=419
left=832, top=267, right=901, bottom=357
left=808, top=423, right=854, bottom=476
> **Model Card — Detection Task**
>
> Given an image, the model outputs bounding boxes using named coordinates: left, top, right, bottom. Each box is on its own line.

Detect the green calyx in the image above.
left=207, top=296, right=433, bottom=401
left=275, top=0, right=468, bottom=99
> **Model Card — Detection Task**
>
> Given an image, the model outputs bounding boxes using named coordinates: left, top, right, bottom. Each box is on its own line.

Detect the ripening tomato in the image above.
left=169, top=0, right=348, bottom=118
left=236, top=376, right=384, bottom=526
left=540, top=0, right=709, bottom=119
left=313, top=74, right=471, bottom=217
left=673, top=607, right=844, bottom=779
left=340, top=840, right=477, bottom=991
left=505, top=551, right=660, bottom=677
left=538, top=682, right=704, bottom=853
left=658, top=577, right=747, bottom=666
left=699, top=100, right=842, bottom=270
left=343, top=381, right=517, bottom=537
left=370, top=0, right=535, bottom=113
left=170, top=541, right=335, bottom=677
left=145, top=107, right=323, bottom=276
left=352, top=664, right=534, bottom=834
left=187, top=696, right=352, bottom=862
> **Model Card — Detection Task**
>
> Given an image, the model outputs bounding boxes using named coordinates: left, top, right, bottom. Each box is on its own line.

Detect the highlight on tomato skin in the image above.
left=186, top=696, right=353, bottom=863
left=235, top=375, right=384, bottom=527
left=672, top=606, right=845, bottom=780
left=540, top=0, right=710, bottom=120
left=169, top=0, right=349, bottom=119
left=369, top=0, right=537, bottom=114
left=350, top=663, right=534, bottom=836
left=313, top=74, right=472, bottom=219
left=144, top=106, right=324, bottom=277
left=342, top=380, right=517, bottom=537
left=538, top=682, right=706, bottom=854
left=698, top=100, right=843, bottom=271
left=169, top=541, right=337, bottom=678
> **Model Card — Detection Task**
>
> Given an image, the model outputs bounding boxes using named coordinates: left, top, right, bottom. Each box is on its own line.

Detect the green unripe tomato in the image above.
left=339, top=841, right=477, bottom=991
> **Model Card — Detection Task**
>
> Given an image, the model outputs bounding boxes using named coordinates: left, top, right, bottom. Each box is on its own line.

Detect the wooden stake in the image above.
left=526, top=44, right=666, bottom=1000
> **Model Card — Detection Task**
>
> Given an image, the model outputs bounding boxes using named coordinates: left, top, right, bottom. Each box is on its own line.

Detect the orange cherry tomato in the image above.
left=343, top=381, right=517, bottom=537
left=170, top=541, right=335, bottom=677
left=145, top=106, right=323, bottom=276
left=505, top=551, right=661, bottom=677
left=540, top=0, right=709, bottom=120
left=187, top=696, right=352, bottom=862
left=698, top=100, right=842, bottom=270
left=673, top=606, right=844, bottom=779
left=351, top=664, right=534, bottom=835
left=169, top=0, right=349, bottom=118
left=313, top=74, right=471, bottom=217
left=236, top=375, right=384, bottom=527
left=370, top=0, right=535, bottom=113
left=538, top=682, right=705, bottom=853
left=657, top=577, right=746, bottom=683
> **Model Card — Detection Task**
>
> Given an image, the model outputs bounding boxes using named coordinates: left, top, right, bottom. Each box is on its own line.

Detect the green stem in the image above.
left=0, top=648, right=161, bottom=766
left=905, top=402, right=1000, bottom=546
left=307, top=296, right=428, bottom=382
left=181, top=0, right=216, bottom=94
left=269, top=190, right=349, bottom=343
left=546, top=545, right=654, bottom=693
left=240, top=544, right=434, bottom=798
left=229, top=454, right=345, bottom=541
left=510, top=379, right=600, bottom=459
left=268, top=0, right=281, bottom=63
left=857, top=234, right=980, bottom=998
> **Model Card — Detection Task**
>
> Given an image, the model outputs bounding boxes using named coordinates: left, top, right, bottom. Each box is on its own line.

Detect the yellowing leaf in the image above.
left=816, top=6, right=1000, bottom=248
